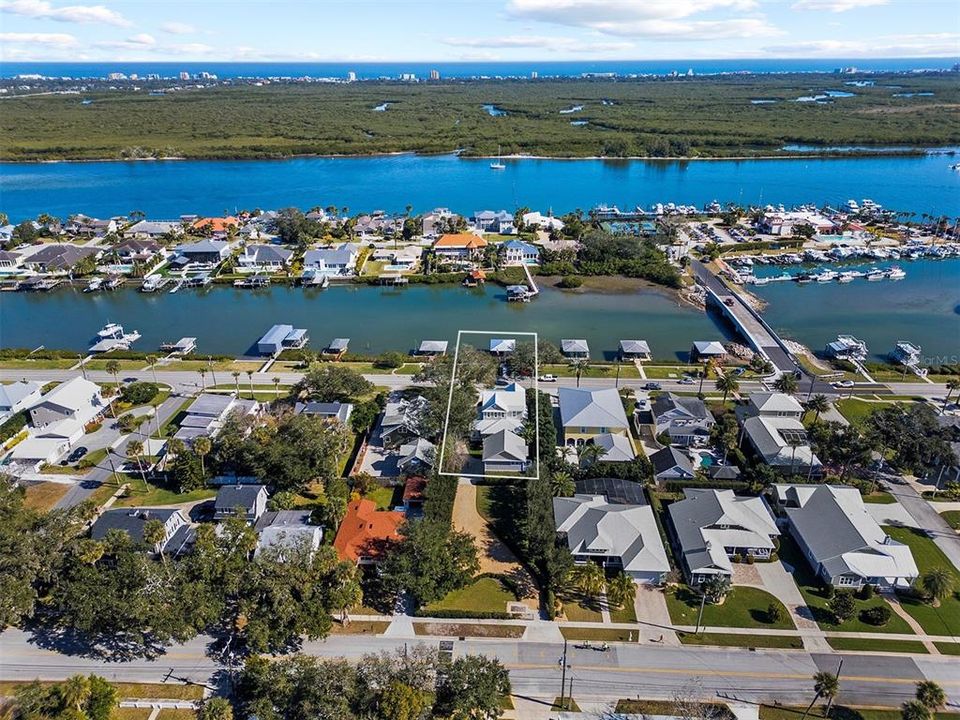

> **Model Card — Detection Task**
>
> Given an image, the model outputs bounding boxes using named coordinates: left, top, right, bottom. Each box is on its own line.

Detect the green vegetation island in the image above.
left=3, top=74, right=960, bottom=161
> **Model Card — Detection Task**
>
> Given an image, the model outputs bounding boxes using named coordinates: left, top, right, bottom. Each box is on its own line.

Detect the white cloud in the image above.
left=0, top=0, right=130, bottom=26
left=443, top=34, right=634, bottom=53
left=0, top=30, right=77, bottom=45
left=504, top=0, right=779, bottom=40
left=159, top=21, right=195, bottom=35
left=791, top=0, right=888, bottom=12
left=763, top=32, right=960, bottom=57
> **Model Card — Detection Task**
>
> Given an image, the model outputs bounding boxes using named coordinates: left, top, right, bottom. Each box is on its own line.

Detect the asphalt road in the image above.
left=1, top=629, right=958, bottom=707
left=886, top=480, right=960, bottom=572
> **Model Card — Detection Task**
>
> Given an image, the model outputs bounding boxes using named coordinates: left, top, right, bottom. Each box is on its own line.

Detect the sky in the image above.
left=0, top=0, right=958, bottom=63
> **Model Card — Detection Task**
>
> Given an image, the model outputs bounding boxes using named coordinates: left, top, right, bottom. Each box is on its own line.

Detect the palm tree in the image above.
left=920, top=567, right=954, bottom=606
left=246, top=369, right=254, bottom=398
left=146, top=355, right=158, bottom=383
left=801, top=671, right=839, bottom=720
left=550, top=471, right=575, bottom=498
left=578, top=442, right=607, bottom=468
left=198, top=367, right=207, bottom=391
left=60, top=674, right=91, bottom=713
left=606, top=572, right=636, bottom=610
left=774, top=373, right=799, bottom=395
left=943, top=379, right=960, bottom=414
left=232, top=371, right=241, bottom=395
left=77, top=539, right=105, bottom=565
left=788, top=437, right=804, bottom=477
left=193, top=435, right=212, bottom=477
left=142, top=518, right=167, bottom=554
left=207, top=357, right=218, bottom=387
left=715, top=374, right=740, bottom=403
left=572, top=562, right=606, bottom=600
left=901, top=700, right=931, bottom=720
left=569, top=359, right=590, bottom=387
left=697, top=360, right=711, bottom=396
left=806, top=394, right=829, bottom=424
left=104, top=359, right=121, bottom=417
left=126, top=439, right=147, bottom=486
left=915, top=681, right=946, bottom=712
left=272, top=376, right=281, bottom=398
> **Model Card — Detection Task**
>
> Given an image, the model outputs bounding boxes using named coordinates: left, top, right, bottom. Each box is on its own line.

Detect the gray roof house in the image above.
left=649, top=446, right=696, bottom=483
left=554, top=493, right=669, bottom=583
left=174, top=393, right=260, bottom=442
left=303, top=244, right=358, bottom=275
left=294, top=401, right=353, bottom=424
left=591, top=432, right=636, bottom=463
left=23, top=245, right=101, bottom=272
left=690, top=340, right=727, bottom=361
left=741, top=416, right=821, bottom=475
left=651, top=394, right=715, bottom=447
left=558, top=387, right=630, bottom=446
left=667, top=488, right=779, bottom=583
left=254, top=510, right=322, bottom=558
left=482, top=429, right=529, bottom=474
left=398, top=438, right=436, bottom=473
left=0, top=380, right=43, bottom=422
left=619, top=340, right=651, bottom=361
left=214, top=484, right=268, bottom=523
left=489, top=338, right=516, bottom=355
left=417, top=340, right=448, bottom=355
left=741, top=392, right=804, bottom=420
left=239, top=244, right=293, bottom=269
left=561, top=339, right=590, bottom=359
left=380, top=396, right=428, bottom=448
left=176, top=239, right=230, bottom=263
left=91, top=508, right=192, bottom=555
left=775, top=484, right=919, bottom=589
left=474, top=382, right=527, bottom=438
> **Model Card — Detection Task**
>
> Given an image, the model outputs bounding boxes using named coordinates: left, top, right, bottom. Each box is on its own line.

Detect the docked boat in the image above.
left=84, top=278, right=103, bottom=293
left=141, top=275, right=165, bottom=292
left=816, top=270, right=838, bottom=283
left=865, top=267, right=885, bottom=281
left=104, top=276, right=124, bottom=290
left=233, top=274, right=271, bottom=288
left=97, top=322, right=124, bottom=339
left=885, top=266, right=906, bottom=280
left=837, top=272, right=856, bottom=283
left=890, top=341, right=921, bottom=366
left=489, top=145, right=505, bottom=170
left=826, top=334, right=868, bottom=361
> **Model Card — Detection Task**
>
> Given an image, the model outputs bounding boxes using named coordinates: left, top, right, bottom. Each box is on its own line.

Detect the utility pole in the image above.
left=559, top=638, right=568, bottom=710
left=695, top=590, right=707, bottom=634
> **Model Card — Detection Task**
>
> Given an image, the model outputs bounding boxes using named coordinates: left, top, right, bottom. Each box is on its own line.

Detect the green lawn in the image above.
left=940, top=510, right=960, bottom=530
left=935, top=642, right=960, bottom=655
left=364, top=484, right=400, bottom=510
left=665, top=586, right=795, bottom=630
left=835, top=398, right=898, bottom=425
left=559, top=589, right=604, bottom=622
left=826, top=637, right=929, bottom=654
left=114, top=479, right=217, bottom=508
left=760, top=706, right=960, bottom=720
left=551, top=697, right=581, bottom=713
left=679, top=632, right=803, bottom=649
left=884, top=525, right=960, bottom=636
left=540, top=363, right=640, bottom=379
left=609, top=596, right=637, bottom=624
left=862, top=491, right=897, bottom=504
left=777, top=535, right=914, bottom=634
left=559, top=627, right=638, bottom=642
left=424, top=577, right=517, bottom=616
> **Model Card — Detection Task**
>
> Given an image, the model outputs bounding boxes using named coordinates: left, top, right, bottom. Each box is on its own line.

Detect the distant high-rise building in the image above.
left=687, top=68, right=694, bottom=76
left=429, top=69, right=440, bottom=80
left=107, top=72, right=127, bottom=81
left=530, top=70, right=538, bottom=79
left=179, top=71, right=190, bottom=81
left=347, top=70, right=357, bottom=82
left=400, top=73, right=417, bottom=82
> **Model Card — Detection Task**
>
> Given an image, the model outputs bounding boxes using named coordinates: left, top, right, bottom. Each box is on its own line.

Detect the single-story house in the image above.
left=690, top=341, right=727, bottom=362
left=294, top=401, right=353, bottom=424
left=433, top=233, right=487, bottom=261
left=775, top=484, right=918, bottom=589
left=8, top=437, right=71, bottom=470
left=112, top=239, right=164, bottom=263
left=22, top=245, right=101, bottom=273
left=303, top=244, right=358, bottom=275
left=238, top=244, right=292, bottom=270
left=191, top=216, right=239, bottom=235
left=474, top=382, right=526, bottom=438
left=619, top=340, right=651, bottom=361
left=68, top=215, right=117, bottom=237
left=333, top=498, right=404, bottom=564
left=741, top=415, right=821, bottom=475
left=561, top=339, right=590, bottom=359
left=28, top=377, right=105, bottom=445
left=0, top=380, right=43, bottom=422
left=176, top=239, right=230, bottom=264
left=0, top=250, right=24, bottom=269
left=214, top=484, right=268, bottom=523
left=125, top=220, right=182, bottom=240
left=254, top=510, right=322, bottom=558
left=558, top=387, right=630, bottom=447
left=91, top=508, right=192, bottom=555
left=668, top=488, right=779, bottom=584
left=554, top=493, right=670, bottom=583
left=398, top=438, right=436, bottom=473
left=482, top=429, right=529, bottom=474
left=650, top=446, right=696, bottom=483
left=500, top=239, right=540, bottom=266
left=651, top=394, right=715, bottom=447
left=521, top=211, right=564, bottom=232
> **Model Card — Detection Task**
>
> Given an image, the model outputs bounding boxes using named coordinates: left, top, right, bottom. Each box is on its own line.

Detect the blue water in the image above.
left=2, top=153, right=959, bottom=221
left=4, top=59, right=957, bottom=80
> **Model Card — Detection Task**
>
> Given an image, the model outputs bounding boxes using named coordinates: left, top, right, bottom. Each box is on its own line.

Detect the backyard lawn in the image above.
left=364, top=484, right=400, bottom=510
left=777, top=536, right=914, bottom=634
left=608, top=596, right=637, bottom=624
left=885, top=525, right=960, bottom=636
left=424, top=576, right=516, bottom=616
left=665, top=586, right=794, bottom=630
left=114, top=480, right=217, bottom=508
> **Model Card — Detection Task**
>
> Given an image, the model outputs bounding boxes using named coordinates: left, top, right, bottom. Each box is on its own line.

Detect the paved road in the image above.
left=1, top=629, right=958, bottom=707
left=887, top=481, right=960, bottom=573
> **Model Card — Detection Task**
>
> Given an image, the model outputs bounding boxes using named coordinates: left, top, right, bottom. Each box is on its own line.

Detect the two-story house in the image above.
left=474, top=382, right=527, bottom=438
left=651, top=393, right=715, bottom=447
left=558, top=387, right=632, bottom=453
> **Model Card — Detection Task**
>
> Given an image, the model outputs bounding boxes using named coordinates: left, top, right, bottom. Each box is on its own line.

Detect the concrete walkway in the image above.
left=753, top=561, right=831, bottom=651
left=883, top=592, right=940, bottom=654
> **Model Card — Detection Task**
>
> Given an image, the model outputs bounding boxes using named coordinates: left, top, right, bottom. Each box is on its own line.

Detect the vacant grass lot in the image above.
left=885, top=526, right=960, bottom=636
left=22, top=482, right=70, bottom=511
left=412, top=622, right=523, bottom=638
left=759, top=706, right=960, bottom=720
left=559, top=627, right=638, bottom=642
left=4, top=75, right=959, bottom=161
left=114, top=480, right=217, bottom=508
left=424, top=577, right=516, bottom=616
left=665, top=586, right=794, bottom=630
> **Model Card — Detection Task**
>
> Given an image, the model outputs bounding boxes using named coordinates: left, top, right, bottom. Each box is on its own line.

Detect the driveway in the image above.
left=754, top=560, right=830, bottom=650
left=358, top=423, right=399, bottom=477
left=865, top=501, right=918, bottom=528
left=886, top=481, right=960, bottom=572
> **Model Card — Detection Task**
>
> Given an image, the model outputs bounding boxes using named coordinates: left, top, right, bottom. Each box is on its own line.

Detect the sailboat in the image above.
left=490, top=145, right=505, bottom=170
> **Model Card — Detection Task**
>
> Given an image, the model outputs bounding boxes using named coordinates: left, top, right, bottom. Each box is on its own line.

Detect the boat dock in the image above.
left=160, top=337, right=197, bottom=355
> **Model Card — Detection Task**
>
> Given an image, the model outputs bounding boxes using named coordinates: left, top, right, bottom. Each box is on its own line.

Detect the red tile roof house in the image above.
left=333, top=499, right=404, bottom=565
left=432, top=233, right=487, bottom=261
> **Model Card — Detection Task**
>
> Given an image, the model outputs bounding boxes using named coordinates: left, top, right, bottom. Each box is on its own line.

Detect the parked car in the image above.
left=833, top=379, right=855, bottom=388
left=642, top=382, right=662, bottom=390
left=678, top=377, right=695, bottom=385
left=61, top=446, right=88, bottom=465
left=538, top=374, right=557, bottom=382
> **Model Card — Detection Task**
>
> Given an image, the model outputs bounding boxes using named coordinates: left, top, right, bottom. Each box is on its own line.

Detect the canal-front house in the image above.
left=482, top=429, right=529, bottom=474
left=433, top=233, right=487, bottom=261
left=176, top=239, right=231, bottom=265
left=775, top=484, right=918, bottom=589
left=554, top=492, right=669, bottom=583
left=0, top=250, right=23, bottom=269
left=22, top=245, right=101, bottom=274
left=667, top=488, right=779, bottom=584
left=113, top=239, right=165, bottom=264
left=651, top=394, right=715, bottom=447
left=303, top=244, right=358, bottom=276
left=239, top=244, right=293, bottom=271
left=500, top=239, right=540, bottom=266
left=558, top=387, right=630, bottom=448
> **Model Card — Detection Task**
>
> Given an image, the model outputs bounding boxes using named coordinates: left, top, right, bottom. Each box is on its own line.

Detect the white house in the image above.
left=522, top=211, right=564, bottom=232
left=500, top=239, right=540, bottom=266
left=125, top=220, right=182, bottom=239
left=28, top=377, right=105, bottom=444
left=742, top=415, right=821, bottom=475
left=238, top=244, right=293, bottom=271
left=303, top=244, right=358, bottom=276
left=651, top=394, right=715, bottom=447
left=474, top=382, right=527, bottom=438
left=742, top=392, right=804, bottom=420
left=0, top=380, right=43, bottom=423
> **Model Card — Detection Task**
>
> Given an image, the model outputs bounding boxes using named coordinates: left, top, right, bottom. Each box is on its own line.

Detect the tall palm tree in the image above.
left=920, top=568, right=954, bottom=606
left=774, top=373, right=799, bottom=395
left=943, top=379, right=960, bottom=414
left=60, top=674, right=91, bottom=713
left=550, top=471, right=575, bottom=498
left=788, top=437, right=803, bottom=477
left=207, top=357, right=218, bottom=387
left=198, top=367, right=207, bottom=391
left=193, top=435, right=212, bottom=477
left=104, top=359, right=121, bottom=417
left=573, top=562, right=606, bottom=601
left=606, top=572, right=636, bottom=610
left=272, top=376, right=281, bottom=398
left=232, top=371, right=241, bottom=395
left=246, top=369, right=254, bottom=398
left=146, top=355, right=158, bottom=383
left=915, top=681, right=946, bottom=712
left=126, top=439, right=147, bottom=486
left=801, top=671, right=839, bottom=720
left=569, top=359, right=590, bottom=387
left=806, top=394, right=829, bottom=424
left=77, top=539, right=105, bottom=565
left=715, top=374, right=740, bottom=403
left=697, top=360, right=711, bottom=396
left=142, top=518, right=167, bottom=555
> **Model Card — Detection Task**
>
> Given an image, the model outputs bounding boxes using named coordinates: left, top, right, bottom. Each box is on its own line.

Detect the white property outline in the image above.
left=437, top=330, right=540, bottom=481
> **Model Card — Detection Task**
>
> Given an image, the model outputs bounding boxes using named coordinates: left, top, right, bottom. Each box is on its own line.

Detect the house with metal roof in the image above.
left=775, top=484, right=918, bottom=589
left=650, top=446, right=696, bottom=483
left=558, top=387, right=630, bottom=447
left=488, top=338, right=516, bottom=355
left=173, top=393, right=260, bottom=442
left=554, top=494, right=669, bottom=583
left=741, top=415, right=821, bottom=475
left=742, top=392, right=804, bottom=420
left=482, top=429, right=529, bottom=474
left=91, top=508, right=192, bottom=555
left=214, top=484, right=268, bottom=523
left=690, top=340, right=727, bottom=362
left=380, top=396, right=428, bottom=449
left=28, top=377, right=105, bottom=444
left=619, top=340, right=651, bottom=361
left=0, top=380, right=43, bottom=423
left=294, top=401, right=353, bottom=424
left=561, top=339, right=590, bottom=359
left=398, top=438, right=435, bottom=473
left=651, top=393, right=715, bottom=447
left=591, top=432, right=636, bottom=463
left=474, top=382, right=527, bottom=438
left=667, top=488, right=779, bottom=584
left=303, top=244, right=359, bottom=275
left=238, top=244, right=292, bottom=270
left=500, top=239, right=540, bottom=266
left=417, top=340, right=448, bottom=356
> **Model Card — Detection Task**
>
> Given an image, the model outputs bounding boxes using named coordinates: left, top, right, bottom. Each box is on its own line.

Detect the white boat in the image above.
left=84, top=278, right=103, bottom=293
left=97, top=322, right=124, bottom=339
left=886, top=266, right=906, bottom=280
left=846, top=199, right=860, bottom=212
left=865, top=267, right=885, bottom=281
left=837, top=272, right=856, bottom=283
left=141, top=275, right=163, bottom=292
left=816, top=270, right=838, bottom=282
left=489, top=145, right=505, bottom=170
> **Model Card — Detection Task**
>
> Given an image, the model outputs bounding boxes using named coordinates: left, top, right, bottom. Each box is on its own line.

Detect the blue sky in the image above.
left=1, top=0, right=958, bottom=62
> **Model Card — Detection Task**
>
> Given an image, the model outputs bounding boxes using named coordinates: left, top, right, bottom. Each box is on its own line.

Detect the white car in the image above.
left=538, top=374, right=557, bottom=382
left=833, top=379, right=855, bottom=388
